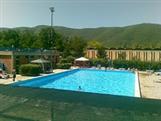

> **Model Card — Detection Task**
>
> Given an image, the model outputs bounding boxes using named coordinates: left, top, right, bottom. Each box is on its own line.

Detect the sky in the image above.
left=0, top=0, right=161, bottom=28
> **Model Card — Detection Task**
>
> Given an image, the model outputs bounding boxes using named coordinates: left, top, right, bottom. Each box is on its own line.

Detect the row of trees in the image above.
left=0, top=28, right=106, bottom=58
left=0, top=28, right=91, bottom=57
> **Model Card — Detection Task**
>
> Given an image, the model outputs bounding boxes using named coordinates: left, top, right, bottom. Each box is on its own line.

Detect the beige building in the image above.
left=86, top=49, right=161, bottom=62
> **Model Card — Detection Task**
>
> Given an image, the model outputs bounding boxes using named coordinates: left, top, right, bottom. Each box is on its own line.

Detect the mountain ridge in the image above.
left=1, top=23, right=161, bottom=49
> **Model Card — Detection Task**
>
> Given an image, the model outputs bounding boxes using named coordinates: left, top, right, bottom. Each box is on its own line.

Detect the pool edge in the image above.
left=135, top=71, right=141, bottom=97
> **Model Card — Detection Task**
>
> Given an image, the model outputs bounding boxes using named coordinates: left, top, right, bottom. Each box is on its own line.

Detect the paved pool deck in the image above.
left=139, top=71, right=161, bottom=99
left=0, top=69, right=161, bottom=100
left=0, top=69, right=68, bottom=85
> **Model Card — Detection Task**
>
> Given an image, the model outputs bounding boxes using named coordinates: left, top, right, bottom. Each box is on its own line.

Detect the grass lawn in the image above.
left=0, top=85, right=161, bottom=121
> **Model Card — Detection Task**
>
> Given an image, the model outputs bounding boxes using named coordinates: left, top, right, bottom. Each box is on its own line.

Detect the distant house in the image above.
left=0, top=48, right=59, bottom=73
left=86, top=48, right=161, bottom=62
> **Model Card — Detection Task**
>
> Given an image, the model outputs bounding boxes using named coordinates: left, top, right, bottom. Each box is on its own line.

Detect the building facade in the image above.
left=0, top=49, right=59, bottom=73
left=86, top=49, right=161, bottom=62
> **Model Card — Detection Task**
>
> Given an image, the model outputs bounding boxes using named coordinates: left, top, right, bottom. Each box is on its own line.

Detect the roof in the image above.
left=31, top=58, right=50, bottom=63
left=75, top=57, right=89, bottom=61
left=0, top=47, right=56, bottom=53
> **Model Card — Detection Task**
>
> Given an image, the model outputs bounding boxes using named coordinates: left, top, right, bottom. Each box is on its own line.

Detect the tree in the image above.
left=97, top=47, right=106, bottom=59
left=62, top=36, right=87, bottom=57
left=37, top=27, right=56, bottom=49
left=19, top=30, right=36, bottom=48
left=0, top=30, right=20, bottom=48
left=54, top=33, right=65, bottom=52
left=87, top=40, right=103, bottom=49
left=87, top=40, right=106, bottom=59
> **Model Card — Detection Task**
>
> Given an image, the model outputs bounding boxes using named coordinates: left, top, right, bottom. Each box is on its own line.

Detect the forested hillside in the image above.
left=1, top=23, right=161, bottom=49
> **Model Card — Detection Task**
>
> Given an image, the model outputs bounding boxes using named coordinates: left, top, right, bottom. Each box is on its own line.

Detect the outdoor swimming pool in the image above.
left=14, top=69, right=139, bottom=97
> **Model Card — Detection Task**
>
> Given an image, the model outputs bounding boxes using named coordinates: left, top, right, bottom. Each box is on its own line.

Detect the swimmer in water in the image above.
left=78, top=86, right=82, bottom=90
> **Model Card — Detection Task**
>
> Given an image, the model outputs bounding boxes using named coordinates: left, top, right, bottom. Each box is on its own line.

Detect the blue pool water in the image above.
left=15, top=69, right=136, bottom=97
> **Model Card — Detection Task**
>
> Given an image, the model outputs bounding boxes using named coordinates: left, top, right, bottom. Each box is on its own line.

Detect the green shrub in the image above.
left=112, top=60, right=161, bottom=71
left=90, top=58, right=161, bottom=71
left=60, top=58, right=68, bottom=63
left=20, top=64, right=41, bottom=76
left=60, top=56, right=75, bottom=64
left=56, top=63, right=72, bottom=69
left=90, top=58, right=108, bottom=67
left=66, top=56, right=75, bottom=63
left=57, top=56, right=74, bottom=69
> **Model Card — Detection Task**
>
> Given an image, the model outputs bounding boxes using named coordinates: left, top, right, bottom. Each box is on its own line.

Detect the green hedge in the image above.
left=90, top=59, right=161, bottom=71
left=66, top=56, right=75, bottom=63
left=56, top=56, right=74, bottom=69
left=20, top=64, right=41, bottom=76
left=112, top=60, right=161, bottom=71
left=60, top=56, right=75, bottom=64
left=90, top=58, right=109, bottom=67
left=56, top=63, right=72, bottom=69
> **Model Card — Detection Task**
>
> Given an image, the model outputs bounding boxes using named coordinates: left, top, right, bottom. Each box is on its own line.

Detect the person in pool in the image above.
left=78, top=86, right=82, bottom=90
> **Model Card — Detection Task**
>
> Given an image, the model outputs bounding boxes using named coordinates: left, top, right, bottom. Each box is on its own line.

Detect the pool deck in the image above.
left=1, top=69, right=161, bottom=100
left=0, top=69, right=68, bottom=85
left=139, top=71, right=161, bottom=99
left=135, top=72, right=140, bottom=97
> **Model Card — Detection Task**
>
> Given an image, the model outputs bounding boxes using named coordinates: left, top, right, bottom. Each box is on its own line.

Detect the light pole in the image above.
left=49, top=7, right=54, bottom=71
left=49, top=7, right=54, bottom=44
left=49, top=7, right=54, bottom=28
